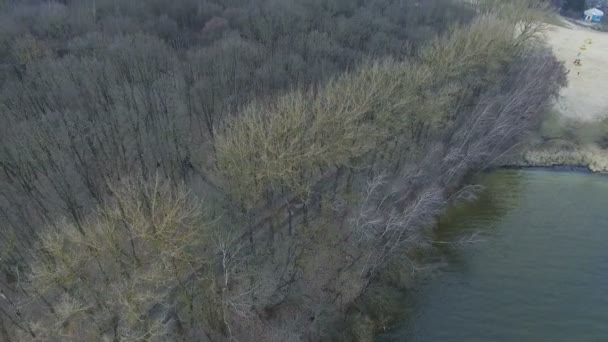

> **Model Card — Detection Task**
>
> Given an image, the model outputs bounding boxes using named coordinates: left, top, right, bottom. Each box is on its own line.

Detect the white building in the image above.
left=584, top=8, right=604, bottom=22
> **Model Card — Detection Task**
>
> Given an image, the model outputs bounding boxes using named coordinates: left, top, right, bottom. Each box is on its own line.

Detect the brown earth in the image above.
left=547, top=20, right=608, bottom=121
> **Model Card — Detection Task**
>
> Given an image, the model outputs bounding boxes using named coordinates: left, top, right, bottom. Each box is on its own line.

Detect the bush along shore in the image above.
left=499, top=114, right=608, bottom=173
left=0, top=1, right=567, bottom=341
left=500, top=142, right=608, bottom=173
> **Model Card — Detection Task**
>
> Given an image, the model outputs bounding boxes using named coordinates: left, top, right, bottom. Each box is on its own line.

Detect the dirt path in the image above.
left=546, top=21, right=608, bottom=121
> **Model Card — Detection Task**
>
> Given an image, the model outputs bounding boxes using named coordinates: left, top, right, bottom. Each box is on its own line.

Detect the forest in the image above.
left=0, top=0, right=566, bottom=341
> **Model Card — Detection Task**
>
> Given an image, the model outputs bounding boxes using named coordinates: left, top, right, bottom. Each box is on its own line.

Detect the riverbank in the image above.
left=499, top=139, right=608, bottom=173
left=364, top=19, right=608, bottom=340
left=364, top=151, right=608, bottom=340
left=509, top=19, right=608, bottom=173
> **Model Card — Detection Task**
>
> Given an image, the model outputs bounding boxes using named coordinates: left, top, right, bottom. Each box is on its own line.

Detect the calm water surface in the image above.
left=381, top=170, right=608, bottom=342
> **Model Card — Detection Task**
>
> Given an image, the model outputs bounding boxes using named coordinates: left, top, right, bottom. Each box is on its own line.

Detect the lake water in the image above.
left=380, top=170, right=608, bottom=342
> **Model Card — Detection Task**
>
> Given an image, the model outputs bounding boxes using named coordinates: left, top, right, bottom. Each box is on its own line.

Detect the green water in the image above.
left=381, top=170, right=608, bottom=342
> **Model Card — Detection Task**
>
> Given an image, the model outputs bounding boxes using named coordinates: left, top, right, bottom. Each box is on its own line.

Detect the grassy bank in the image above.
left=500, top=111, right=608, bottom=172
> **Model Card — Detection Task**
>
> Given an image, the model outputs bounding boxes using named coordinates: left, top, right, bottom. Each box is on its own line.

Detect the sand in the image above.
left=546, top=21, right=608, bottom=121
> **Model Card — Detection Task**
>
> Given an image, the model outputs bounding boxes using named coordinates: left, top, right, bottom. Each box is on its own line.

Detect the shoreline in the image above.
left=361, top=142, right=608, bottom=340
left=497, top=141, right=608, bottom=173
left=497, top=164, right=594, bottom=173
left=371, top=147, right=607, bottom=339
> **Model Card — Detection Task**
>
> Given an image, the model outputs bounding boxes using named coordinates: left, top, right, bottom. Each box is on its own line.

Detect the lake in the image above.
left=380, top=170, right=608, bottom=342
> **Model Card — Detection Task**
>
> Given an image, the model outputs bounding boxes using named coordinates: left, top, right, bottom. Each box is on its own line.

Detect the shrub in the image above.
left=24, top=177, right=218, bottom=341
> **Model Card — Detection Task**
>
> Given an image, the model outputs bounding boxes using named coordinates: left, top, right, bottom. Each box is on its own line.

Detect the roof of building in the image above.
left=584, top=8, right=604, bottom=16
